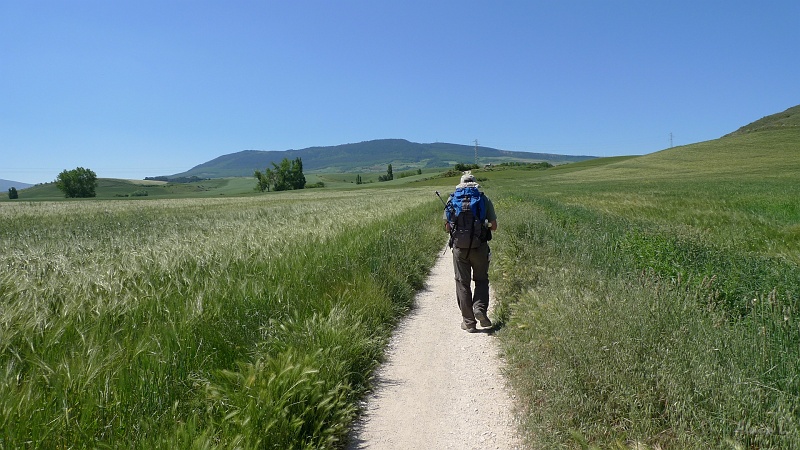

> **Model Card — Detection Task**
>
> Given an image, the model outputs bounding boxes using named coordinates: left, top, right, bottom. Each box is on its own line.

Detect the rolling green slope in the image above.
left=545, top=128, right=799, bottom=183
left=725, top=104, right=800, bottom=136
left=489, top=106, right=800, bottom=448
left=4, top=178, right=256, bottom=201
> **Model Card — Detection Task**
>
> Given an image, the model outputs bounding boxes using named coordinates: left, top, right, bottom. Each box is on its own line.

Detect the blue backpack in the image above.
left=445, top=186, right=487, bottom=249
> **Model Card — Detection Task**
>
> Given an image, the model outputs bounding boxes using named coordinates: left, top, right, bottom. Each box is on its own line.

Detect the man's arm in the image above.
left=484, top=196, right=498, bottom=231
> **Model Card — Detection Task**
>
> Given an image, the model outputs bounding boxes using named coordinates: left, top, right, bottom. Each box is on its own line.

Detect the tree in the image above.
left=282, top=157, right=306, bottom=190
left=7, top=187, right=18, bottom=199
left=264, top=168, right=275, bottom=191
left=290, top=157, right=306, bottom=190
left=272, top=158, right=291, bottom=191
left=356, top=174, right=363, bottom=185
left=256, top=158, right=305, bottom=192
left=378, top=164, right=394, bottom=182
left=254, top=170, right=270, bottom=192
left=56, top=167, right=97, bottom=198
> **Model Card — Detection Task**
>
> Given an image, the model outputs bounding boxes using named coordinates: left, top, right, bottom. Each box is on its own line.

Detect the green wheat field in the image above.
left=2, top=123, right=799, bottom=448
left=0, top=190, right=444, bottom=448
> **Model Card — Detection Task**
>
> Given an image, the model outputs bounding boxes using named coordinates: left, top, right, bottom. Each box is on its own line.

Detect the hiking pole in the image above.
left=434, top=190, right=447, bottom=207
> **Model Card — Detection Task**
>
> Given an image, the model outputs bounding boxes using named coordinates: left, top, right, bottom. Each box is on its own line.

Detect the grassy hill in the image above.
left=487, top=106, right=800, bottom=448
left=724, top=104, right=800, bottom=136
left=543, top=127, right=800, bottom=183
left=164, top=139, right=594, bottom=179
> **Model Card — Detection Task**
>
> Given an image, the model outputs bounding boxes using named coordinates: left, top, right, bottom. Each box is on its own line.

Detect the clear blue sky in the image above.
left=2, top=1, right=798, bottom=184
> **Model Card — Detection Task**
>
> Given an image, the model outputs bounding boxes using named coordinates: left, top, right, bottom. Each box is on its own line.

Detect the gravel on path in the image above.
left=347, top=248, right=523, bottom=449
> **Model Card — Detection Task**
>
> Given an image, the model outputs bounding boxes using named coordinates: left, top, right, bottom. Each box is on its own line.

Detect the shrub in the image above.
left=439, top=169, right=462, bottom=179
left=455, top=163, right=480, bottom=171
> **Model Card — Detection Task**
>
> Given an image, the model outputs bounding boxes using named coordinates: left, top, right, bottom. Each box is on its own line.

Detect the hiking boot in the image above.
left=461, top=321, right=478, bottom=333
left=474, top=310, right=492, bottom=328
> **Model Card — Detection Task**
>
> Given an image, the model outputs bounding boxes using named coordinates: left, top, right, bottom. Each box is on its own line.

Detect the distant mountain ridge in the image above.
left=0, top=179, right=33, bottom=191
left=163, top=139, right=595, bottom=179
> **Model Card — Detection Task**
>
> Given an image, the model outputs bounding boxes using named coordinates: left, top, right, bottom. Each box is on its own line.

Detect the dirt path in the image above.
left=347, top=249, right=523, bottom=449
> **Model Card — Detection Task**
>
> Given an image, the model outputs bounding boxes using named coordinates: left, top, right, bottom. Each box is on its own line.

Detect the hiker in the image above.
left=443, top=172, right=498, bottom=333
